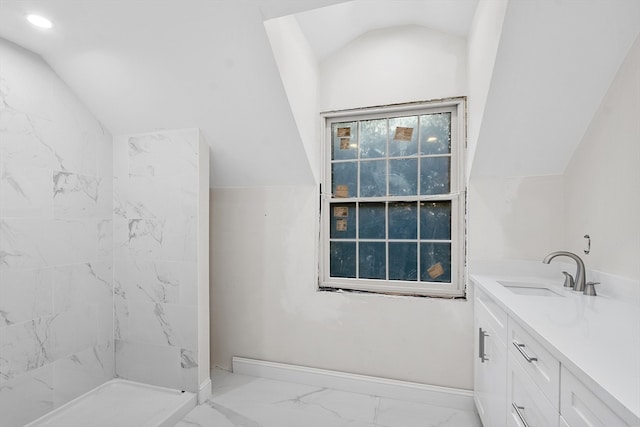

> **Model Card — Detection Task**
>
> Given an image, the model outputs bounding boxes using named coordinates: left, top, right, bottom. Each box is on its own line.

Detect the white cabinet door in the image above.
left=507, top=352, right=559, bottom=427
left=475, top=290, right=507, bottom=427
left=560, top=367, right=632, bottom=427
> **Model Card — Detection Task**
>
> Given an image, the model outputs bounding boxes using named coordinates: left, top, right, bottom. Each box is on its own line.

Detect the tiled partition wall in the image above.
left=0, top=39, right=115, bottom=426
left=113, top=129, right=208, bottom=394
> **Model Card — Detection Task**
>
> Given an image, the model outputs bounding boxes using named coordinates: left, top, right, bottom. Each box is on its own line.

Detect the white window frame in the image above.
left=319, top=98, right=466, bottom=298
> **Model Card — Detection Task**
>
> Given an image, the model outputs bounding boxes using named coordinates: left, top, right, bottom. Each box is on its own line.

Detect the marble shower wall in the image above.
left=0, top=38, right=114, bottom=426
left=113, top=129, right=203, bottom=393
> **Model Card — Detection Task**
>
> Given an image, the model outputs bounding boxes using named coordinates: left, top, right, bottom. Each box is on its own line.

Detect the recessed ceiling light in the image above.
left=27, top=14, right=53, bottom=29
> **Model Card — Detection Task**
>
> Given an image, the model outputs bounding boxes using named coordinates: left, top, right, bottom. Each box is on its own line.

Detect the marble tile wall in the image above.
left=0, top=38, right=115, bottom=426
left=113, top=129, right=201, bottom=393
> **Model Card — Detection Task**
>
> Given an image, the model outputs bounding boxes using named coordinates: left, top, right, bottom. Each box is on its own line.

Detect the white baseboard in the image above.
left=232, top=357, right=474, bottom=411
left=197, top=377, right=212, bottom=405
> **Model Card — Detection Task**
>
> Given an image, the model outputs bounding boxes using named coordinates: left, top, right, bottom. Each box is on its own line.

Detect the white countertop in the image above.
left=471, top=273, right=640, bottom=424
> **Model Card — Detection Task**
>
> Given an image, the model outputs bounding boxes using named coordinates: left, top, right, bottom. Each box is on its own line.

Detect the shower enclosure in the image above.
left=0, top=37, right=210, bottom=427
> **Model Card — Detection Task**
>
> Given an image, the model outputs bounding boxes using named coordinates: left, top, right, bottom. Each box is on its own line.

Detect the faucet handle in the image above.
left=562, top=271, right=575, bottom=288
left=584, top=282, right=600, bottom=296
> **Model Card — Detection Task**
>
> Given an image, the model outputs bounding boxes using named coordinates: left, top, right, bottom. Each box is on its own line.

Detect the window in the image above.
left=320, top=99, right=466, bottom=297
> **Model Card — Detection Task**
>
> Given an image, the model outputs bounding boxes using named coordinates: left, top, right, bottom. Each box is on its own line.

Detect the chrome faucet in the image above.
left=542, top=251, right=586, bottom=292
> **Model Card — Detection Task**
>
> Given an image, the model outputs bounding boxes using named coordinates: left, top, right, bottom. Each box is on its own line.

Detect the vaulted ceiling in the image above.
left=0, top=0, right=638, bottom=187
left=295, top=0, right=477, bottom=61
left=471, top=0, right=640, bottom=178
left=0, top=0, right=478, bottom=187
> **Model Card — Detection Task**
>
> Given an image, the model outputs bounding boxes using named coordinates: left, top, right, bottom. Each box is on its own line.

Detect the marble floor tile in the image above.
left=375, top=397, right=482, bottom=427
left=176, top=370, right=481, bottom=427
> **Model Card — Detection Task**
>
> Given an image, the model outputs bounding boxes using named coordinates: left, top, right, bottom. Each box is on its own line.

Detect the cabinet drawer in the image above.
left=560, top=367, right=632, bottom=427
left=476, top=287, right=508, bottom=345
left=508, top=351, right=559, bottom=427
left=508, top=319, right=560, bottom=409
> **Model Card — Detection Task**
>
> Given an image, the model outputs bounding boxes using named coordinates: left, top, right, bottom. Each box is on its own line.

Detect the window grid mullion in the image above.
left=355, top=203, right=359, bottom=279
left=331, top=194, right=457, bottom=203
left=385, top=201, right=389, bottom=281
left=356, top=122, right=361, bottom=279
left=385, top=118, right=390, bottom=198
left=417, top=114, right=422, bottom=196
left=332, top=153, right=450, bottom=164
left=417, top=201, right=421, bottom=284
left=417, top=115, right=422, bottom=283
left=385, top=119, right=390, bottom=281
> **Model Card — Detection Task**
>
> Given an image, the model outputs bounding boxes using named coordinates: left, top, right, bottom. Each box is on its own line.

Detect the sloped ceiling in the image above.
left=471, top=0, right=640, bottom=178
left=0, top=0, right=480, bottom=188
left=1, top=0, right=637, bottom=186
left=0, top=0, right=346, bottom=187
left=295, top=0, right=478, bottom=61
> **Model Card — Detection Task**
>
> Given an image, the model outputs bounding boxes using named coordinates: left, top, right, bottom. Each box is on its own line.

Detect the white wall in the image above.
left=210, top=186, right=473, bottom=389
left=468, top=37, right=640, bottom=284
left=466, top=0, right=508, bottom=182
left=468, top=176, right=565, bottom=265
left=265, top=15, right=321, bottom=183
left=210, top=26, right=474, bottom=389
left=563, top=36, right=640, bottom=281
left=319, top=25, right=467, bottom=111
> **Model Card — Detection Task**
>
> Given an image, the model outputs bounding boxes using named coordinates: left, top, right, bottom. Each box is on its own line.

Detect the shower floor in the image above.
left=25, top=379, right=196, bottom=427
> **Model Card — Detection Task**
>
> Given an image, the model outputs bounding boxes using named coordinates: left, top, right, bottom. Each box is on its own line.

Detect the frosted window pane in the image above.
left=360, top=160, right=386, bottom=197
left=332, top=122, right=357, bottom=160
left=359, top=203, right=385, bottom=239
left=420, top=243, right=451, bottom=283
left=420, top=157, right=450, bottom=195
left=420, top=113, right=451, bottom=155
left=330, top=203, right=356, bottom=239
left=330, top=242, right=356, bottom=278
left=389, top=243, right=417, bottom=281
left=388, top=202, right=417, bottom=239
left=359, top=242, right=386, bottom=279
left=332, top=162, right=357, bottom=198
left=389, top=116, right=418, bottom=157
left=389, top=158, right=417, bottom=196
left=420, top=202, right=451, bottom=240
left=359, top=119, right=387, bottom=159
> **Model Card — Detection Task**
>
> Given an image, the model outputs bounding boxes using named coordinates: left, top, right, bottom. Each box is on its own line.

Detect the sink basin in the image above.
left=498, top=281, right=564, bottom=297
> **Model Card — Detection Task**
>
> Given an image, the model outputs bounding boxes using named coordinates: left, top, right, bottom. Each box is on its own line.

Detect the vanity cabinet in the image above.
left=473, top=278, right=637, bottom=427
left=474, top=288, right=507, bottom=427
left=560, top=367, right=629, bottom=427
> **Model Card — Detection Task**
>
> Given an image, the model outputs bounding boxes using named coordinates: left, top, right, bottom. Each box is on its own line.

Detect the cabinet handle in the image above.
left=512, top=341, right=537, bottom=363
left=511, top=403, right=531, bottom=427
left=479, top=328, right=489, bottom=363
